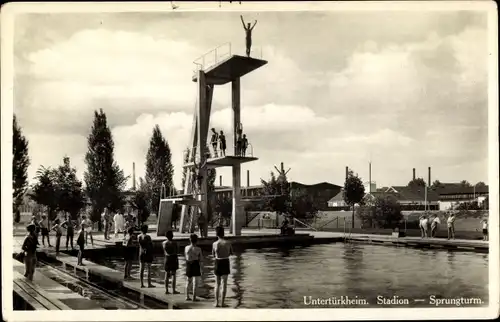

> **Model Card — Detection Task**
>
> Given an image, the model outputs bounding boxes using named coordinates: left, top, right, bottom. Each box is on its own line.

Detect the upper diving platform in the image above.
left=192, top=43, right=267, bottom=85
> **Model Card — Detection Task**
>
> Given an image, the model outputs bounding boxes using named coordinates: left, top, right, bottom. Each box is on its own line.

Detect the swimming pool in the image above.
left=90, top=243, right=488, bottom=308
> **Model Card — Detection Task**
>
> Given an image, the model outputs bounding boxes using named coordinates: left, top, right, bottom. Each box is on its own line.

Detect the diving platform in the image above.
left=193, top=54, right=268, bottom=85
left=184, top=155, right=258, bottom=169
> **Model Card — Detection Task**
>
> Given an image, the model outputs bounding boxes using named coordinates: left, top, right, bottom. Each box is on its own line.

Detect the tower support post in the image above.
left=231, top=78, right=243, bottom=236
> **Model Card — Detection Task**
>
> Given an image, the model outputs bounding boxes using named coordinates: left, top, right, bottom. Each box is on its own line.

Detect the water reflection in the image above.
left=91, top=243, right=488, bottom=308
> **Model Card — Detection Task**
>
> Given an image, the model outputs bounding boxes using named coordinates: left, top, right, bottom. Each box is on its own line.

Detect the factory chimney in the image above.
left=132, top=162, right=136, bottom=190
left=428, top=167, right=431, bottom=187
left=247, top=170, right=250, bottom=187
left=219, top=175, right=222, bottom=187
left=369, top=162, right=372, bottom=193
left=413, top=168, right=416, bottom=181
left=345, top=166, right=349, bottom=181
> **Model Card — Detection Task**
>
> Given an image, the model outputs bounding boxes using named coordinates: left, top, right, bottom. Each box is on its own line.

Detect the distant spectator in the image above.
left=61, top=214, right=75, bottom=250
left=419, top=215, right=429, bottom=238
left=102, top=208, right=111, bottom=240
left=82, top=215, right=94, bottom=246
left=39, top=214, right=52, bottom=247
left=114, top=212, right=125, bottom=239
left=447, top=212, right=456, bottom=240
left=430, top=215, right=441, bottom=238
left=481, top=218, right=488, bottom=241
left=51, top=219, right=63, bottom=256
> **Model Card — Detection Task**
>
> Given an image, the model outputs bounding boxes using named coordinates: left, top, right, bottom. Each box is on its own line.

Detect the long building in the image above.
left=214, top=180, right=342, bottom=211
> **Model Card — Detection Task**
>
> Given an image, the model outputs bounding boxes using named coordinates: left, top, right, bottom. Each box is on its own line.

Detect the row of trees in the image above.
left=408, top=177, right=487, bottom=190
left=13, top=110, right=177, bottom=228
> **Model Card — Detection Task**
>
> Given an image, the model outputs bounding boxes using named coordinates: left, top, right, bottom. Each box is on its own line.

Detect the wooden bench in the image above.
left=13, top=271, right=72, bottom=310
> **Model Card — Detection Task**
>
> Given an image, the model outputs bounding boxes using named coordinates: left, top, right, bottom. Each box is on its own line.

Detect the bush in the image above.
left=357, top=196, right=403, bottom=230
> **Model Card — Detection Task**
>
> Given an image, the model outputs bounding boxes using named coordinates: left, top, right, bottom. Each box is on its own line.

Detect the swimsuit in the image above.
left=186, top=260, right=201, bottom=277
left=214, top=258, right=231, bottom=276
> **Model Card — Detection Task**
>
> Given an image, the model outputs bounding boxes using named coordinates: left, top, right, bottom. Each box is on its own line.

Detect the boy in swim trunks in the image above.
left=481, top=218, right=488, bottom=241
left=76, top=223, right=86, bottom=266
left=123, top=226, right=136, bottom=279
left=163, top=230, right=180, bottom=294
left=212, top=226, right=233, bottom=307
left=184, top=234, right=203, bottom=301
left=138, top=224, right=155, bottom=288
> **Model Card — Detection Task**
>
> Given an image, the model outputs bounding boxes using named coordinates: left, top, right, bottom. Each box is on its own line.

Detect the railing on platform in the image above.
left=192, top=42, right=264, bottom=77
left=193, top=42, right=232, bottom=77
left=183, top=142, right=255, bottom=164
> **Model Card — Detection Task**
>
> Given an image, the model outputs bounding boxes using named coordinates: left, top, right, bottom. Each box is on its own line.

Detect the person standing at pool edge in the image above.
left=123, top=226, right=136, bottom=280
left=447, top=212, right=456, bottom=240
left=22, top=224, right=38, bottom=281
left=240, top=15, right=257, bottom=57
left=76, top=223, right=86, bottom=266
left=40, top=214, right=52, bottom=247
left=138, top=224, right=155, bottom=288
left=162, top=230, right=180, bottom=294
left=481, top=217, right=488, bottom=241
left=212, top=226, right=233, bottom=307
left=185, top=234, right=203, bottom=301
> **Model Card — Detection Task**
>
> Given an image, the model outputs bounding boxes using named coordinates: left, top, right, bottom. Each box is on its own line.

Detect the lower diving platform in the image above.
left=184, top=155, right=258, bottom=169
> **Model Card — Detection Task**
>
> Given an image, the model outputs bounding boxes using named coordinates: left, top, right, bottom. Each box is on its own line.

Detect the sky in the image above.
left=12, top=6, right=491, bottom=190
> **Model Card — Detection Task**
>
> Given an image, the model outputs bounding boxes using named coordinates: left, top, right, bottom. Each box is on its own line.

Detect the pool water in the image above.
left=90, top=243, right=488, bottom=308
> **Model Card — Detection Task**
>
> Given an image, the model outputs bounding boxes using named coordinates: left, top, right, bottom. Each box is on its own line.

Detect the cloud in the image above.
left=14, top=12, right=490, bottom=189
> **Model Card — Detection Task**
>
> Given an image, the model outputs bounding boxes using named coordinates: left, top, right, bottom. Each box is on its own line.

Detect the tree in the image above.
left=289, top=188, right=318, bottom=220
left=455, top=200, right=481, bottom=211
left=460, top=180, right=472, bottom=187
left=430, top=180, right=443, bottom=190
left=214, top=196, right=232, bottom=224
left=54, top=157, right=85, bottom=220
left=260, top=171, right=289, bottom=215
left=145, top=125, right=174, bottom=215
left=476, top=181, right=487, bottom=188
left=29, top=166, right=58, bottom=220
left=343, top=170, right=365, bottom=229
left=356, top=195, right=403, bottom=230
left=13, top=115, right=30, bottom=218
left=408, top=177, right=426, bottom=189
left=83, top=109, right=128, bottom=228
left=130, top=178, right=151, bottom=225
left=259, top=170, right=318, bottom=221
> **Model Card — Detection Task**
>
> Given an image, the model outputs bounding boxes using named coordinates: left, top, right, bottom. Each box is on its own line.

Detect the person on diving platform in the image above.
left=240, top=15, right=257, bottom=57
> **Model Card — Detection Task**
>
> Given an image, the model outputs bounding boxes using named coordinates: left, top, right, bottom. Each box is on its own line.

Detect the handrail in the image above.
left=316, top=216, right=339, bottom=231
left=193, top=42, right=232, bottom=76
left=293, top=217, right=318, bottom=231
left=192, top=43, right=264, bottom=77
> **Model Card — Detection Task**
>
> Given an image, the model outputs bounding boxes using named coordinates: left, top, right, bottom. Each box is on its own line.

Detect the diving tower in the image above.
left=157, top=42, right=268, bottom=237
